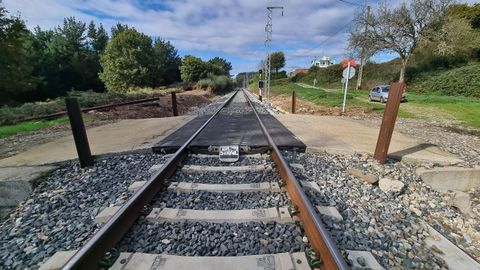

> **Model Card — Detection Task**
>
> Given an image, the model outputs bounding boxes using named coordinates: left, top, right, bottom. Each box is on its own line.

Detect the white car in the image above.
left=368, top=85, right=406, bottom=103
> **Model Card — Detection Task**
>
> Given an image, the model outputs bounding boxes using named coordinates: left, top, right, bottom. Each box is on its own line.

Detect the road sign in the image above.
left=342, top=67, right=356, bottom=79
left=342, top=58, right=357, bottom=68
left=341, top=78, right=346, bottom=84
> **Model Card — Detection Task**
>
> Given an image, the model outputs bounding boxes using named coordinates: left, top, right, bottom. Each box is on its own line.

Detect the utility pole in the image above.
left=356, top=5, right=370, bottom=90
left=264, top=6, right=284, bottom=100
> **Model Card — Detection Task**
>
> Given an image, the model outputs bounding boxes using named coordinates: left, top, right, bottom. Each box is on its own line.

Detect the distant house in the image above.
left=311, top=56, right=334, bottom=68
left=288, top=68, right=309, bottom=77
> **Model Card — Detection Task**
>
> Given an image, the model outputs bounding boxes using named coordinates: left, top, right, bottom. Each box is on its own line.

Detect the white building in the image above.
left=311, top=56, right=335, bottom=68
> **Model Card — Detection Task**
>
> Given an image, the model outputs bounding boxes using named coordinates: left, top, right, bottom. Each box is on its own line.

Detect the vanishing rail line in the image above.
left=61, top=89, right=349, bottom=270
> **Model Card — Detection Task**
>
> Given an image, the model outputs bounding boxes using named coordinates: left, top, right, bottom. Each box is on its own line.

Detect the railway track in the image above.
left=43, top=90, right=350, bottom=270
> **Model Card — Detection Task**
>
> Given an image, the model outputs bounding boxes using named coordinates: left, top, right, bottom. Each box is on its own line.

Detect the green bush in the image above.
left=411, top=63, right=480, bottom=97
left=196, top=75, right=234, bottom=93
left=270, top=71, right=287, bottom=80
left=198, top=78, right=212, bottom=90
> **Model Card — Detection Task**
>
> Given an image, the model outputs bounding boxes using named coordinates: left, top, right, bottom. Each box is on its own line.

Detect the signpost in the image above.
left=258, top=69, right=264, bottom=101
left=341, top=58, right=357, bottom=113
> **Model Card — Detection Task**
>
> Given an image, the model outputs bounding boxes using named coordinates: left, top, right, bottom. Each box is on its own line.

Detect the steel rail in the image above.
left=62, top=90, right=239, bottom=269
left=242, top=90, right=350, bottom=270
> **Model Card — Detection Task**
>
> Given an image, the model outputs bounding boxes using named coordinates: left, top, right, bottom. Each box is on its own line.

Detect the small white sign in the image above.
left=219, top=145, right=239, bottom=162
left=342, top=67, right=356, bottom=79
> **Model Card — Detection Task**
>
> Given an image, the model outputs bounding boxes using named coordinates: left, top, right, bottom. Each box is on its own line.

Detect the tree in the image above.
left=152, top=39, right=181, bottom=85
left=270, top=51, right=285, bottom=73
left=0, top=5, right=38, bottom=103
left=180, top=55, right=206, bottom=83
left=111, top=23, right=129, bottom=38
left=88, top=21, right=108, bottom=54
left=100, top=28, right=154, bottom=92
left=350, top=0, right=453, bottom=83
left=58, top=17, right=86, bottom=52
left=208, top=57, right=232, bottom=76
left=180, top=56, right=225, bottom=83
left=422, top=17, right=480, bottom=57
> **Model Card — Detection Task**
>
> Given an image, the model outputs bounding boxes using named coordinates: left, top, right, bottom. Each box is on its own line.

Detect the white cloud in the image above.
left=2, top=0, right=365, bottom=73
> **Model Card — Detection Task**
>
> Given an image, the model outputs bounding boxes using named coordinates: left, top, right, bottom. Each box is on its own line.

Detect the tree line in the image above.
left=0, top=4, right=233, bottom=105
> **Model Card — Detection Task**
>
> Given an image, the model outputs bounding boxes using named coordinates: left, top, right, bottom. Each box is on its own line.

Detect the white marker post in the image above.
left=342, top=62, right=351, bottom=113
left=341, top=61, right=356, bottom=113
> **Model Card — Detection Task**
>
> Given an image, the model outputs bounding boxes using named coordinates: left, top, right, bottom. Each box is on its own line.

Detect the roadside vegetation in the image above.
left=0, top=3, right=235, bottom=139
left=248, top=79, right=480, bottom=128
left=243, top=2, right=480, bottom=128
left=0, top=116, right=70, bottom=139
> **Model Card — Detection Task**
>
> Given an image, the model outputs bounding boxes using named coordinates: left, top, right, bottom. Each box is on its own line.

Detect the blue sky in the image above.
left=3, top=0, right=476, bottom=75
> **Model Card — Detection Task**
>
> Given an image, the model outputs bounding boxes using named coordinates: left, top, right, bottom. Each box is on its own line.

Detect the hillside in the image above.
left=295, top=60, right=480, bottom=98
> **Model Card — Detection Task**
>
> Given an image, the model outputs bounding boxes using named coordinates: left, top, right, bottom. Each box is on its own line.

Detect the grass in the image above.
left=271, top=80, right=384, bottom=111
left=0, top=115, right=93, bottom=139
left=267, top=80, right=480, bottom=128
left=403, top=94, right=480, bottom=127
left=0, top=116, right=68, bottom=139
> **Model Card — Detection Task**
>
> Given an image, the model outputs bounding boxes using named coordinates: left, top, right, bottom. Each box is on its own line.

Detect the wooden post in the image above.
left=291, top=91, right=296, bottom=114
left=374, top=82, right=405, bottom=163
left=171, top=92, right=178, bottom=116
left=65, top=97, right=93, bottom=168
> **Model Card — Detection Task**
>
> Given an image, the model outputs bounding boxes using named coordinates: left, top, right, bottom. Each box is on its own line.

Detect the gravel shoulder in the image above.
left=353, top=116, right=480, bottom=166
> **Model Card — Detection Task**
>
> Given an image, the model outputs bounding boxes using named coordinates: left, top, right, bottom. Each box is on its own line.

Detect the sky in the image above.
left=2, top=0, right=476, bottom=75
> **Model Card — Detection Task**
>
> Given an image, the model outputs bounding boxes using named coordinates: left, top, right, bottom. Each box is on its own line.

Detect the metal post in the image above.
left=171, top=92, right=178, bottom=116
left=264, top=6, right=283, bottom=101
left=292, top=91, right=296, bottom=114
left=65, top=97, right=93, bottom=168
left=342, top=61, right=351, bottom=113
left=374, top=82, right=405, bottom=163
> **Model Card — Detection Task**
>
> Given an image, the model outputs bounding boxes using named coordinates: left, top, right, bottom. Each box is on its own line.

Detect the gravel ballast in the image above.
left=169, top=170, right=282, bottom=184
left=118, top=220, right=305, bottom=256
left=150, top=191, right=289, bottom=210
left=283, top=150, right=480, bottom=269
left=182, top=154, right=271, bottom=166
left=188, top=92, right=233, bottom=116
left=0, top=153, right=167, bottom=269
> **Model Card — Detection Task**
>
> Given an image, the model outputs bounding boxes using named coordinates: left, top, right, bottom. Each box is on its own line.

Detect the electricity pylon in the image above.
left=264, top=6, right=283, bottom=100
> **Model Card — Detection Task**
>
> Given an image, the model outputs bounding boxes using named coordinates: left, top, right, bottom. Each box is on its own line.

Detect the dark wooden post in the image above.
left=171, top=92, right=178, bottom=116
left=65, top=97, right=93, bottom=167
left=374, top=82, right=405, bottom=163
left=292, top=91, right=296, bottom=114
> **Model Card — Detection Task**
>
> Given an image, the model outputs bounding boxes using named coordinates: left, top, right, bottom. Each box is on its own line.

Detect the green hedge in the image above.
left=197, top=75, right=234, bottom=93
left=411, top=63, right=480, bottom=97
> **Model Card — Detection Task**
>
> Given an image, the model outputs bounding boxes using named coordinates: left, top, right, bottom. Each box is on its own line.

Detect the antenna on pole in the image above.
left=264, top=6, right=284, bottom=101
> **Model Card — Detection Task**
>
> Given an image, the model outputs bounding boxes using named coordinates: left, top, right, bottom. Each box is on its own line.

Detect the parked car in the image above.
left=368, top=85, right=406, bottom=103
